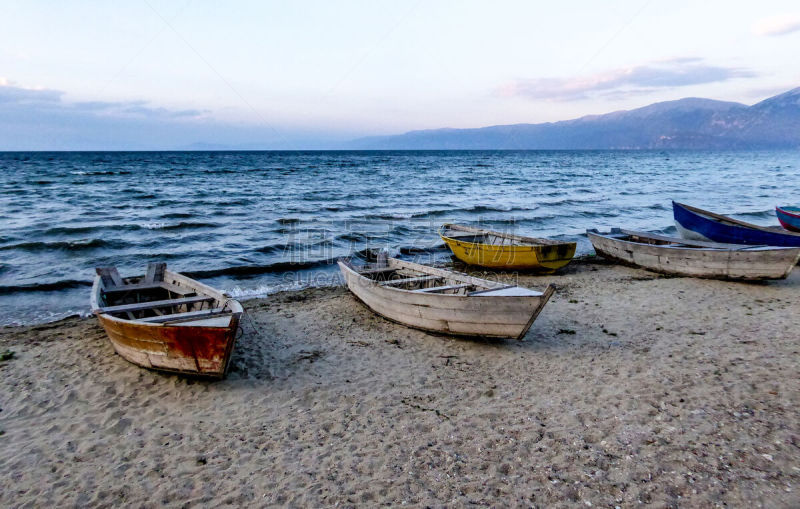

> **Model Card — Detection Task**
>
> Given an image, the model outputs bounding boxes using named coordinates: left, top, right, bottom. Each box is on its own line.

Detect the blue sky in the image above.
left=1, top=0, right=799, bottom=149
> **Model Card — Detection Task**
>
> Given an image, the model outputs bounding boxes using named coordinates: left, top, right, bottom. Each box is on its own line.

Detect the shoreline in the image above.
left=1, top=259, right=798, bottom=506
left=0, top=254, right=605, bottom=329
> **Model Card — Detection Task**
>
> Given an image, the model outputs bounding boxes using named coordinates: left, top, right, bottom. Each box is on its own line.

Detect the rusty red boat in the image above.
left=90, top=262, right=242, bottom=378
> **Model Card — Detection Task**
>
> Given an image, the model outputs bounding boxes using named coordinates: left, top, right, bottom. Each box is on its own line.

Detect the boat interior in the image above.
left=347, top=257, right=531, bottom=296
left=602, top=229, right=769, bottom=251
left=682, top=204, right=793, bottom=233
left=95, top=263, right=233, bottom=324
left=616, top=232, right=704, bottom=248
left=355, top=264, right=478, bottom=295
left=441, top=225, right=564, bottom=246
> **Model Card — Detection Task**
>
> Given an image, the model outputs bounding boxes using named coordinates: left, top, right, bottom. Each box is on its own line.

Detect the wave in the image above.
left=184, top=257, right=339, bottom=279
left=220, top=198, right=254, bottom=206
left=0, top=308, right=93, bottom=327
left=0, top=279, right=93, bottom=295
left=159, top=221, right=220, bottom=231
left=70, top=170, right=130, bottom=176
left=141, top=221, right=219, bottom=231
left=334, top=232, right=387, bottom=243
left=225, top=275, right=344, bottom=300
left=398, top=244, right=447, bottom=255
left=42, top=225, right=107, bottom=235
left=0, top=238, right=120, bottom=252
left=538, top=196, right=605, bottom=206
left=159, top=212, right=196, bottom=219
left=474, top=215, right=556, bottom=226
left=255, top=243, right=289, bottom=255
left=734, top=209, right=775, bottom=219
left=41, top=224, right=148, bottom=235
left=255, top=239, right=335, bottom=255
left=362, top=213, right=413, bottom=220
left=407, top=204, right=538, bottom=219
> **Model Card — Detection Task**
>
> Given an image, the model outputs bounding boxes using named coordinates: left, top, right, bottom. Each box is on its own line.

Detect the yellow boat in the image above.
left=440, top=223, right=576, bottom=272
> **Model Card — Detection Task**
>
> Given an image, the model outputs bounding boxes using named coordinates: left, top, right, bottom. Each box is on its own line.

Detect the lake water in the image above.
left=1, top=150, right=798, bottom=326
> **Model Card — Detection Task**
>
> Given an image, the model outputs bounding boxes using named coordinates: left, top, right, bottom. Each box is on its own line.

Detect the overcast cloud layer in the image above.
left=0, top=81, right=344, bottom=150
left=500, top=59, right=757, bottom=102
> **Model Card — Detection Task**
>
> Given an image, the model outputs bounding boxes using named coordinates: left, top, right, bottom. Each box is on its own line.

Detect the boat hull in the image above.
left=338, top=260, right=554, bottom=339
left=96, top=313, right=239, bottom=377
left=91, top=270, right=242, bottom=378
left=673, top=201, right=800, bottom=247
left=440, top=224, right=576, bottom=272
left=776, top=206, right=800, bottom=232
left=588, top=231, right=800, bottom=280
left=442, top=237, right=576, bottom=272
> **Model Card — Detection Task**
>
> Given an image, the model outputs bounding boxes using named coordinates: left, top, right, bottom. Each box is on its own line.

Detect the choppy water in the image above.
left=1, top=150, right=798, bottom=326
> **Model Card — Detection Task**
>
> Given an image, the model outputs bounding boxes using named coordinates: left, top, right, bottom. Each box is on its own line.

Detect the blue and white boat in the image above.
left=673, top=201, right=800, bottom=247
left=776, top=206, right=800, bottom=232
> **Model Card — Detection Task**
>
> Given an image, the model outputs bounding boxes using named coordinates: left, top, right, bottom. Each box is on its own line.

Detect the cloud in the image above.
left=0, top=81, right=63, bottom=104
left=0, top=79, right=346, bottom=150
left=753, top=14, right=800, bottom=36
left=0, top=80, right=207, bottom=120
left=500, top=59, right=756, bottom=102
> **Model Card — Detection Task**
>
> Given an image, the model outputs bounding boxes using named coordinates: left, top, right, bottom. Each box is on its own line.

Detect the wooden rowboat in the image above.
left=673, top=201, right=800, bottom=247
left=587, top=228, right=800, bottom=280
left=338, top=256, right=555, bottom=339
left=90, top=262, right=243, bottom=378
left=440, top=223, right=576, bottom=272
left=776, top=206, right=800, bottom=232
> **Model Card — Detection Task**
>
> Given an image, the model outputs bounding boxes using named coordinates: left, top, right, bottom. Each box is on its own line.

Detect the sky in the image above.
left=1, top=0, right=799, bottom=149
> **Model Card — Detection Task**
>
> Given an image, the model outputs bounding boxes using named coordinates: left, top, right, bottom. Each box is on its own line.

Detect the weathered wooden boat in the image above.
left=90, top=262, right=243, bottom=378
left=673, top=201, right=800, bottom=247
left=440, top=223, right=576, bottom=272
left=587, top=228, right=800, bottom=280
left=776, top=206, right=800, bottom=232
left=338, top=255, right=555, bottom=339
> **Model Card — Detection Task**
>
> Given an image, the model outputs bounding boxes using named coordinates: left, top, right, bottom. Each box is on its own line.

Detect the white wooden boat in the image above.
left=338, top=256, right=555, bottom=339
left=90, top=262, right=243, bottom=378
left=587, top=228, right=800, bottom=280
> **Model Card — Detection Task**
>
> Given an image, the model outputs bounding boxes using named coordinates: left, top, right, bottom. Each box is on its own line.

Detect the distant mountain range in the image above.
left=349, top=87, right=800, bottom=150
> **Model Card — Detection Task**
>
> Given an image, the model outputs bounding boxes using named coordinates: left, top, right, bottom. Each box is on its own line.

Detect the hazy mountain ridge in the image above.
left=349, top=87, right=800, bottom=149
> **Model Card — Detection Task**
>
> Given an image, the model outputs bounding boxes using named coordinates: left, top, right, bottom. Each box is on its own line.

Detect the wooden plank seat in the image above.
left=468, top=284, right=515, bottom=295
left=97, top=262, right=188, bottom=296
left=139, top=308, right=229, bottom=324
left=101, top=281, right=193, bottom=296
left=470, top=286, right=543, bottom=297
left=356, top=267, right=397, bottom=275
left=97, top=296, right=215, bottom=315
left=412, top=283, right=473, bottom=293
left=379, top=275, right=442, bottom=287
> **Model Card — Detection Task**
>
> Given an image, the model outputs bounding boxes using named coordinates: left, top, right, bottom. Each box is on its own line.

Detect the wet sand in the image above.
left=1, top=259, right=798, bottom=507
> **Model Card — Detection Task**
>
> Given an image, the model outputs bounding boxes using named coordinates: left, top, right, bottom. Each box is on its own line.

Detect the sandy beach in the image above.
left=1, top=258, right=798, bottom=507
